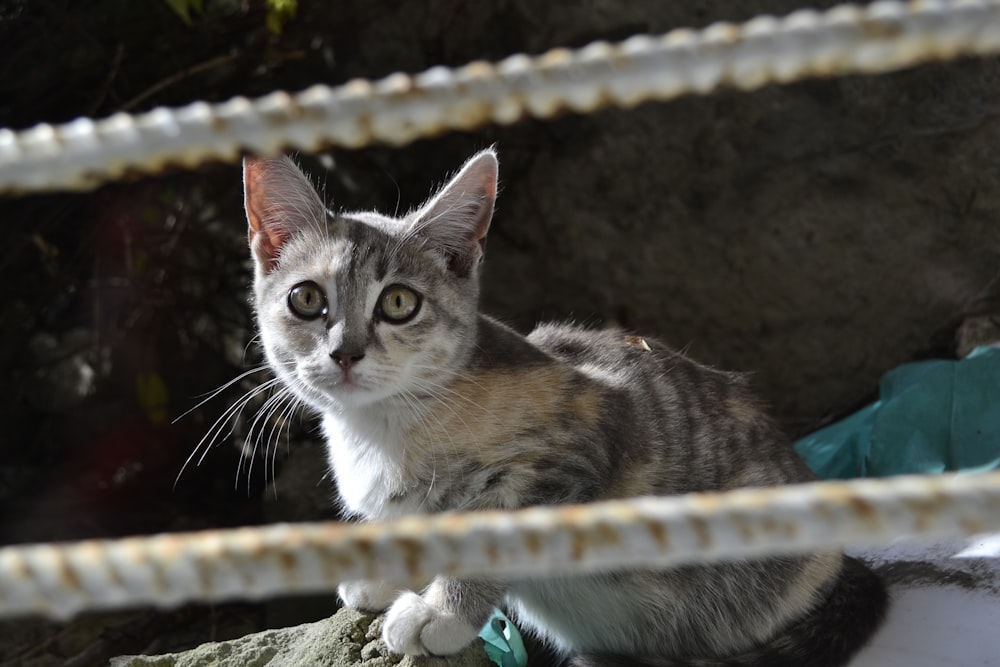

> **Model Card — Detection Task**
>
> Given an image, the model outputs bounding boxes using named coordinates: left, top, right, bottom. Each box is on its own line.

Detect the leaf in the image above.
left=136, top=372, right=170, bottom=424
left=163, top=0, right=204, bottom=26
left=266, top=0, right=298, bottom=34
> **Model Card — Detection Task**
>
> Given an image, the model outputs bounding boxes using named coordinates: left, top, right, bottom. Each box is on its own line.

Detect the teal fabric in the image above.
left=796, top=346, right=1000, bottom=479
left=480, top=608, right=528, bottom=667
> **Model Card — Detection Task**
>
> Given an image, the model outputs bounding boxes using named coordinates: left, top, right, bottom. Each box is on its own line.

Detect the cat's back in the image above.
left=528, top=322, right=730, bottom=385
left=528, top=321, right=751, bottom=415
left=527, top=322, right=815, bottom=493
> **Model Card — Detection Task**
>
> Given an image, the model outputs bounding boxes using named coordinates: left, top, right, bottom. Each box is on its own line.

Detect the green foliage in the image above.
left=163, top=0, right=203, bottom=25
left=266, top=0, right=298, bottom=34
left=162, top=0, right=296, bottom=33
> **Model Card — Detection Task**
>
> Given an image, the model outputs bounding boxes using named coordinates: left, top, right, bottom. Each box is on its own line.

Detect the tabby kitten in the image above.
left=243, top=149, right=887, bottom=667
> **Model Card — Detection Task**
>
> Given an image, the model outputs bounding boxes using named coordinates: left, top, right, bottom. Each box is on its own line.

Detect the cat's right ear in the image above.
left=408, top=149, right=498, bottom=278
left=243, top=155, right=326, bottom=272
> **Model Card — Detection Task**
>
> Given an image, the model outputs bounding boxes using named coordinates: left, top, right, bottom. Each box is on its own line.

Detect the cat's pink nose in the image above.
left=330, top=350, right=364, bottom=370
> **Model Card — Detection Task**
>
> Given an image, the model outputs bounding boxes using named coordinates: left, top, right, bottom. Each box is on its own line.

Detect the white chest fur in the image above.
left=322, top=411, right=423, bottom=519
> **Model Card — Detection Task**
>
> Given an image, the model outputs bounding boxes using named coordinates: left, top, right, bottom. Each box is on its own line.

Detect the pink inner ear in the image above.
left=455, top=163, right=496, bottom=275
left=413, top=150, right=499, bottom=277
left=472, top=168, right=497, bottom=249
left=244, top=158, right=287, bottom=272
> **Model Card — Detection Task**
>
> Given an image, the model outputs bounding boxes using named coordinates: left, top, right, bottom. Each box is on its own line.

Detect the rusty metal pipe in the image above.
left=2, top=0, right=1000, bottom=194
left=1, top=471, right=998, bottom=619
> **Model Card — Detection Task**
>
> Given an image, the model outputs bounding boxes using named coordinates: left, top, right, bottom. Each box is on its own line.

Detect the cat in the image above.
left=242, top=148, right=888, bottom=667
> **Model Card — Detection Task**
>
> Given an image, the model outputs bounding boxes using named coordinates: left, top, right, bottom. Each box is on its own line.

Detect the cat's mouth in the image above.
left=330, top=366, right=390, bottom=401
left=297, top=357, right=406, bottom=408
left=333, top=367, right=365, bottom=390
left=296, top=361, right=373, bottom=402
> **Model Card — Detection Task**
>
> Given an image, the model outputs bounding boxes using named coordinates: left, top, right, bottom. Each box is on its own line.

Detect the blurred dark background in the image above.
left=1, top=0, right=999, bottom=664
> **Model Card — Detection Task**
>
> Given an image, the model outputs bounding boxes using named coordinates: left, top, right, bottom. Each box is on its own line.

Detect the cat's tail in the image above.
left=570, top=557, right=888, bottom=667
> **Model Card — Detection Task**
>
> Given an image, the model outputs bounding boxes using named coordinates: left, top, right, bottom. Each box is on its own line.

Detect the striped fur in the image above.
left=243, top=150, right=887, bottom=666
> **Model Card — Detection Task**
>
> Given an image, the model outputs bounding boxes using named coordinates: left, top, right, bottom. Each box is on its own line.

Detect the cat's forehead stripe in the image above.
left=340, top=216, right=385, bottom=265
left=332, top=214, right=420, bottom=283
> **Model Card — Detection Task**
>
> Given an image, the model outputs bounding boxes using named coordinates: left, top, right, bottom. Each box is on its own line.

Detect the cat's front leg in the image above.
left=338, top=579, right=401, bottom=613
left=383, top=577, right=502, bottom=656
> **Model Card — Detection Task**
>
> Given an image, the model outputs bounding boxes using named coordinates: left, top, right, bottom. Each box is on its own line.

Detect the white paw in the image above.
left=337, top=579, right=400, bottom=612
left=383, top=591, right=479, bottom=656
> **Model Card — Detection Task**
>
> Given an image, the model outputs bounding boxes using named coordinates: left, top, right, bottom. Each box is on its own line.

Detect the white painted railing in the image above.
left=2, top=0, right=999, bottom=620
left=2, top=0, right=1000, bottom=195
left=2, top=472, right=999, bottom=620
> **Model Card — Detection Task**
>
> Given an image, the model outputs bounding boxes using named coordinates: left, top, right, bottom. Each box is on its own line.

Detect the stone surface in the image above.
left=110, top=608, right=492, bottom=667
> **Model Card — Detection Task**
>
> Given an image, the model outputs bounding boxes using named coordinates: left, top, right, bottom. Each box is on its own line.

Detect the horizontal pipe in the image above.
left=1, top=471, right=998, bottom=619
left=1, top=0, right=1000, bottom=194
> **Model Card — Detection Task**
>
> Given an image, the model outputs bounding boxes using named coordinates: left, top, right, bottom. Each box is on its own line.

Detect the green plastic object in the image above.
left=479, top=608, right=528, bottom=667
left=795, top=346, right=1000, bottom=479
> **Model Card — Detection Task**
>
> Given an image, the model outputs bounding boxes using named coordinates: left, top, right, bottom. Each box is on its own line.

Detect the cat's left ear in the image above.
left=408, top=149, right=498, bottom=277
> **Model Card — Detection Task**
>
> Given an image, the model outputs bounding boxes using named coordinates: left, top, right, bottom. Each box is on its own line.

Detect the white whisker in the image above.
left=240, top=386, right=284, bottom=490
left=268, top=392, right=303, bottom=498
left=175, top=375, right=284, bottom=488
left=407, top=374, right=490, bottom=422
left=171, top=364, right=271, bottom=424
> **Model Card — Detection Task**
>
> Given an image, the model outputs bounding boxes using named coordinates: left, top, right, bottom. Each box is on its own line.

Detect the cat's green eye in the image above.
left=377, top=285, right=421, bottom=323
left=288, top=282, right=327, bottom=319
